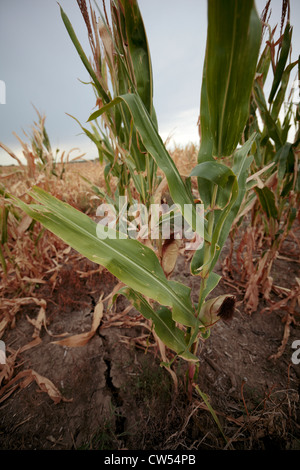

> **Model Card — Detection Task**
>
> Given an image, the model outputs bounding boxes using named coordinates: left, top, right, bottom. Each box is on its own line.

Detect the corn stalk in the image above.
left=224, top=1, right=299, bottom=312
left=10, top=0, right=262, bottom=391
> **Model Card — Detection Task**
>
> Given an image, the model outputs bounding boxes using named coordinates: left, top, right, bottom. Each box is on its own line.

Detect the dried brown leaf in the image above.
left=19, top=337, right=42, bottom=353
left=30, top=370, right=73, bottom=404
left=21, top=277, right=46, bottom=284
left=269, top=314, right=294, bottom=361
left=162, top=239, right=181, bottom=277
left=0, top=369, right=72, bottom=404
left=17, top=215, right=32, bottom=236
left=26, top=301, right=47, bottom=338
left=0, top=349, right=18, bottom=387
left=52, top=294, right=104, bottom=347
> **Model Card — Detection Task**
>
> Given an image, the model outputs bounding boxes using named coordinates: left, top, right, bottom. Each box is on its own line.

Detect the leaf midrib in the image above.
left=218, top=0, right=238, bottom=156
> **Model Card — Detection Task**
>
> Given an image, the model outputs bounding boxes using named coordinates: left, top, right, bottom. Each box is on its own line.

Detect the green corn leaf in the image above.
left=198, top=57, right=214, bottom=163
left=254, top=186, right=278, bottom=220
left=59, top=4, right=110, bottom=104
left=197, top=63, right=217, bottom=208
left=88, top=93, right=209, bottom=242
left=66, top=113, right=108, bottom=161
left=205, top=0, right=261, bottom=157
left=211, top=135, right=255, bottom=259
left=191, top=135, right=255, bottom=275
left=10, top=187, right=200, bottom=330
left=276, top=143, right=293, bottom=182
left=269, top=23, right=293, bottom=104
left=190, top=161, right=237, bottom=209
left=0, top=244, right=6, bottom=275
left=115, top=287, right=198, bottom=362
left=194, top=385, right=228, bottom=443
left=123, top=0, right=154, bottom=118
left=253, top=80, right=283, bottom=150
left=191, top=270, right=221, bottom=299
left=271, top=60, right=298, bottom=121
left=281, top=178, right=294, bottom=198
left=287, top=207, right=297, bottom=232
left=1, top=205, right=9, bottom=245
left=257, top=41, right=272, bottom=86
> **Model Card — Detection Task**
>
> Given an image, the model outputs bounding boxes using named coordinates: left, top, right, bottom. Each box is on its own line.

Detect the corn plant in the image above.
left=0, top=107, right=84, bottom=180
left=0, top=184, right=35, bottom=281
left=64, top=0, right=159, bottom=206
left=10, top=0, right=262, bottom=388
left=223, top=1, right=299, bottom=312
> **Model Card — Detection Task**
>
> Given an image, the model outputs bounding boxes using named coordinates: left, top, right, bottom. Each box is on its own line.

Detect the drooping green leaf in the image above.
left=10, top=187, right=200, bottom=329
left=254, top=186, right=278, bottom=220
left=115, top=287, right=198, bottom=361
left=257, top=41, right=272, bottom=86
left=123, top=0, right=154, bottom=118
left=269, top=23, right=293, bottom=104
left=59, top=4, right=110, bottom=104
left=253, top=80, right=283, bottom=149
left=276, top=142, right=293, bottom=182
left=190, top=161, right=237, bottom=209
left=271, top=60, right=298, bottom=120
left=194, top=385, right=228, bottom=443
left=205, top=0, right=261, bottom=157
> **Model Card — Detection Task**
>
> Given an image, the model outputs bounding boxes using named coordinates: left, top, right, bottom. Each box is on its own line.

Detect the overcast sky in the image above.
left=0, top=0, right=299, bottom=165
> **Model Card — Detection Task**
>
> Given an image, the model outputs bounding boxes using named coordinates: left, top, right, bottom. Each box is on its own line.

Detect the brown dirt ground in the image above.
left=0, top=160, right=299, bottom=451
left=0, top=231, right=299, bottom=451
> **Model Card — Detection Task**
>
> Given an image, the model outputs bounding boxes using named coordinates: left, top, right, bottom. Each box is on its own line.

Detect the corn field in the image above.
left=0, top=0, right=299, bottom=452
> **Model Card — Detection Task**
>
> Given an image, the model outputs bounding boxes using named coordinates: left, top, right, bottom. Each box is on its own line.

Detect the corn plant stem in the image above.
left=125, top=169, right=134, bottom=206
left=187, top=184, right=218, bottom=392
left=145, top=153, right=152, bottom=198
left=197, top=183, right=218, bottom=316
left=139, top=174, right=147, bottom=204
left=0, top=244, right=7, bottom=275
left=157, top=224, right=163, bottom=260
left=117, top=103, right=147, bottom=204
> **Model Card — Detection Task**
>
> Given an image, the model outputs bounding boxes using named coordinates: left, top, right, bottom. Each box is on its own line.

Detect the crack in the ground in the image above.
left=99, top=331, right=126, bottom=441
left=88, top=294, right=96, bottom=308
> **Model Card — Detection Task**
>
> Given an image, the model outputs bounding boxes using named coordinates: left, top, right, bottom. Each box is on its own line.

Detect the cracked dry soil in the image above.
left=0, top=244, right=300, bottom=450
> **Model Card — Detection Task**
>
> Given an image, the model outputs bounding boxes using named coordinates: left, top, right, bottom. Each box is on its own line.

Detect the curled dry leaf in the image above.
left=0, top=369, right=73, bottom=405
left=161, top=238, right=181, bottom=277
left=269, top=313, right=295, bottom=361
left=0, top=297, right=47, bottom=338
left=0, top=318, right=10, bottom=340
left=26, top=301, right=47, bottom=339
left=21, top=277, right=46, bottom=284
left=0, top=338, right=42, bottom=390
left=105, top=281, right=125, bottom=307
left=16, top=215, right=33, bottom=236
left=31, top=370, right=73, bottom=404
left=0, top=349, right=19, bottom=387
left=19, top=337, right=43, bottom=352
left=52, top=294, right=104, bottom=347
